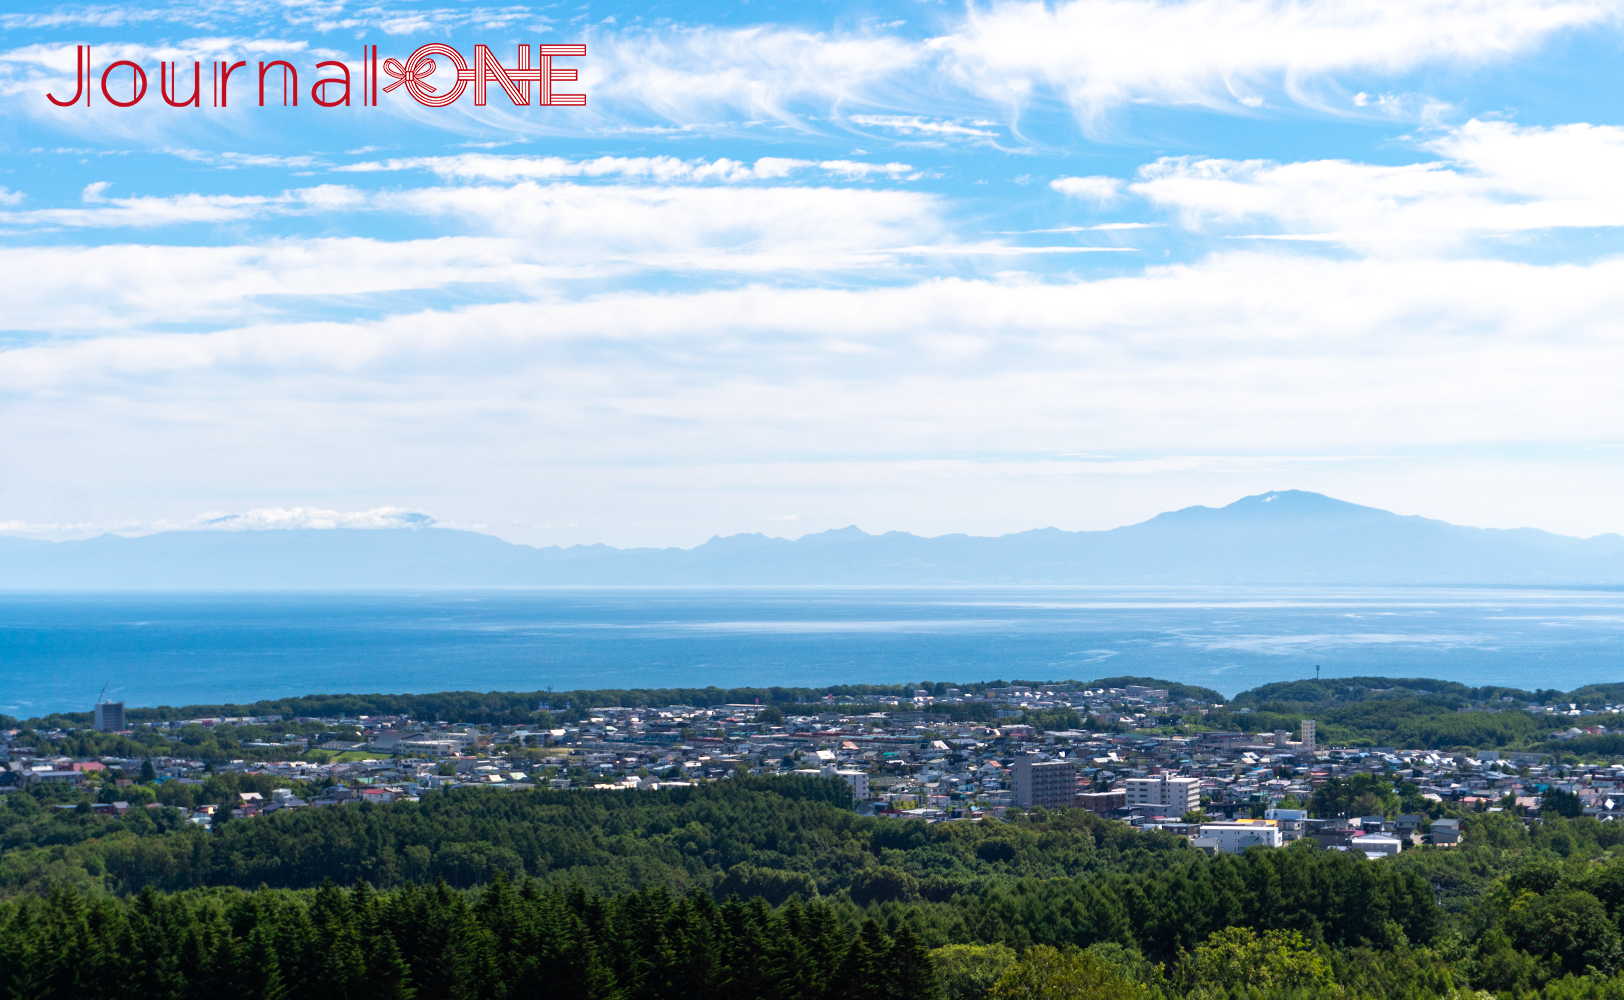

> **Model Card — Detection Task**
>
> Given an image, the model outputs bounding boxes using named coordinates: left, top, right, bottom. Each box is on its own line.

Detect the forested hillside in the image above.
left=7, top=775, right=1624, bottom=999
left=1220, top=677, right=1612, bottom=750
left=1, top=779, right=1432, bottom=949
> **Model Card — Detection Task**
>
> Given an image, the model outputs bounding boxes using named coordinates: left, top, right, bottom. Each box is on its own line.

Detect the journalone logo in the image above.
left=45, top=43, right=586, bottom=109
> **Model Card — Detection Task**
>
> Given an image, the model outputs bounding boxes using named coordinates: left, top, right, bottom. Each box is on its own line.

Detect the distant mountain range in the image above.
left=3, top=491, right=1621, bottom=588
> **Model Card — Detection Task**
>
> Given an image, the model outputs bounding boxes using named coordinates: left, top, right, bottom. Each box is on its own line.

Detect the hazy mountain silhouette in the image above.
left=3, top=491, right=1621, bottom=587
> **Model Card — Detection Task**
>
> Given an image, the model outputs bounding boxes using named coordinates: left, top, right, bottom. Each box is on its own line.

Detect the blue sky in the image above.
left=3, top=0, right=1624, bottom=547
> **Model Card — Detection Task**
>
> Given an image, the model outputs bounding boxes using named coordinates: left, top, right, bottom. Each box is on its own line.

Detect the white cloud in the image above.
left=586, top=25, right=923, bottom=124
left=0, top=181, right=955, bottom=332
left=1051, top=175, right=1125, bottom=205
left=883, top=243, right=1133, bottom=255
left=812, top=160, right=920, bottom=179
left=5, top=251, right=1624, bottom=541
left=6, top=252, right=1624, bottom=454
left=191, top=506, right=436, bottom=530
left=995, top=223, right=1165, bottom=232
left=0, top=237, right=572, bottom=331
left=0, top=518, right=95, bottom=535
left=1, top=9, right=165, bottom=29
left=377, top=181, right=948, bottom=272
left=1130, top=119, right=1624, bottom=252
left=0, top=176, right=947, bottom=274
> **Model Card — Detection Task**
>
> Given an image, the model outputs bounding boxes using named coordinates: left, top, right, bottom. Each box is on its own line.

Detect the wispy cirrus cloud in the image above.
left=576, top=0, right=1624, bottom=129
left=0, top=2, right=550, bottom=35
left=5, top=0, right=1616, bottom=142
left=846, top=114, right=1001, bottom=138
left=335, top=153, right=919, bottom=182
left=0, top=184, right=363, bottom=227
left=933, top=0, right=1624, bottom=121
left=166, top=148, right=327, bottom=170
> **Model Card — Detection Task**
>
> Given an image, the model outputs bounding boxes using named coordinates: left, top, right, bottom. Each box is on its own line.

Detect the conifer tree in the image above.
left=832, top=919, right=891, bottom=1000
left=242, top=923, right=288, bottom=1000
left=888, top=925, right=945, bottom=1000
left=314, top=921, right=369, bottom=1000
left=364, top=931, right=416, bottom=1000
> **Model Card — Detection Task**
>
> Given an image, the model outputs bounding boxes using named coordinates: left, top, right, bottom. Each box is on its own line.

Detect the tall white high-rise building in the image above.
left=93, top=701, right=125, bottom=732
left=1013, top=756, right=1077, bottom=810
left=1301, top=719, right=1316, bottom=752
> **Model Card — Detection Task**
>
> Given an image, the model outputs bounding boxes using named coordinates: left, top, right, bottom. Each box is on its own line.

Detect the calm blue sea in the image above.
left=3, top=587, right=1623, bottom=717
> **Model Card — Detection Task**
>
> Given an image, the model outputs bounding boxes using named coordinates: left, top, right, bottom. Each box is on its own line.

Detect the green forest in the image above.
left=5, top=675, right=1231, bottom=732
left=8, top=774, right=1624, bottom=999
left=1216, top=678, right=1622, bottom=751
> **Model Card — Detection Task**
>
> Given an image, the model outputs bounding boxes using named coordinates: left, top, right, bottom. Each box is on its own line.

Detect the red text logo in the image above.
left=47, top=44, right=586, bottom=109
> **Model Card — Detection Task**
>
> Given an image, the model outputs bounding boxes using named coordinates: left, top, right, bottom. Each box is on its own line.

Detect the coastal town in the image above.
left=6, top=682, right=1618, bottom=857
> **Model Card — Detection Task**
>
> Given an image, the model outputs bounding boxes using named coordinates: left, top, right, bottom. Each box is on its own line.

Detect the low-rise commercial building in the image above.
left=1357, top=834, right=1405, bottom=857
left=395, top=738, right=460, bottom=757
left=1077, top=789, right=1127, bottom=814
left=1199, top=820, right=1282, bottom=853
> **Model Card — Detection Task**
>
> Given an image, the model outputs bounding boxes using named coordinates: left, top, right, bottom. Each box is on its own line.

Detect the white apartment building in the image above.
left=1013, top=756, right=1077, bottom=810
left=1200, top=821, right=1282, bottom=854
left=1264, top=808, right=1308, bottom=842
left=1125, top=774, right=1201, bottom=814
left=822, top=765, right=869, bottom=800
